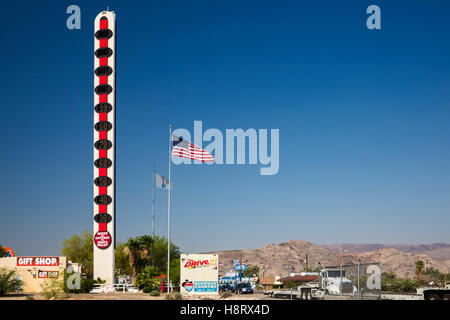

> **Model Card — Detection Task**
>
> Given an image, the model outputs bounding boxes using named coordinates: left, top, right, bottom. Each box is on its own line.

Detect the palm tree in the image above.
left=137, top=235, right=154, bottom=265
left=126, top=238, right=141, bottom=277
left=416, top=260, right=425, bottom=281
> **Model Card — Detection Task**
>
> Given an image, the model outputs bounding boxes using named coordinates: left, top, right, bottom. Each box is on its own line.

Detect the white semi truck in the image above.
left=318, top=268, right=357, bottom=295
left=264, top=268, right=358, bottom=299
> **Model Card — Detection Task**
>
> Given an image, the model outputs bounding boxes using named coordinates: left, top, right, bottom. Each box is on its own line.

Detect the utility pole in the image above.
left=240, top=255, right=243, bottom=282
left=357, top=259, right=361, bottom=296
left=167, top=124, right=172, bottom=293
left=305, top=254, right=309, bottom=272
left=152, top=163, right=155, bottom=268
left=318, top=262, right=322, bottom=289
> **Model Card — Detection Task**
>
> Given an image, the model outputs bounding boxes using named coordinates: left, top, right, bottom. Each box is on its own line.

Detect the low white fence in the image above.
left=90, top=283, right=140, bottom=294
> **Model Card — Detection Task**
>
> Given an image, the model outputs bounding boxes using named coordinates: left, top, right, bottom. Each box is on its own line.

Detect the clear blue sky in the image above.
left=1, top=1, right=450, bottom=256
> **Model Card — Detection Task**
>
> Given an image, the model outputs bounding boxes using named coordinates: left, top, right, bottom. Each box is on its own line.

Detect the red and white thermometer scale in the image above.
left=93, top=10, right=116, bottom=284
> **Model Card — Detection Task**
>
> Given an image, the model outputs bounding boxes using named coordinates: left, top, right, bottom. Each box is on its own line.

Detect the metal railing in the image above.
left=90, top=283, right=140, bottom=294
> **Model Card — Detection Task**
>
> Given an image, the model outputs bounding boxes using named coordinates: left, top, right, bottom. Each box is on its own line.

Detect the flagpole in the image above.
left=152, top=163, right=155, bottom=269
left=167, top=124, right=172, bottom=293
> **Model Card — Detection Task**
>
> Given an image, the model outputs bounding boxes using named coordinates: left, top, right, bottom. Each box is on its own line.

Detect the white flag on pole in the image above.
left=155, top=173, right=172, bottom=190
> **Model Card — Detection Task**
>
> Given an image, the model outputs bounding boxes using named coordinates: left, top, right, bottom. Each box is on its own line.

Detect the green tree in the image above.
left=423, top=267, right=450, bottom=285
left=243, top=265, right=259, bottom=278
left=124, top=235, right=180, bottom=276
left=140, top=235, right=180, bottom=273
left=61, top=231, right=93, bottom=278
left=0, top=268, right=22, bottom=295
left=170, top=257, right=180, bottom=286
left=61, top=232, right=180, bottom=281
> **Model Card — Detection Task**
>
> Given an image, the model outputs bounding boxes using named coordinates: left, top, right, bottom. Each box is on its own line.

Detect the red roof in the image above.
left=279, top=275, right=318, bottom=282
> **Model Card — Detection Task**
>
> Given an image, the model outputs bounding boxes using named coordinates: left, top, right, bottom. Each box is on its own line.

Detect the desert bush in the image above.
left=173, top=292, right=182, bottom=300
left=165, top=292, right=182, bottom=300
left=41, top=277, right=65, bottom=300
left=135, top=266, right=161, bottom=293
left=221, top=292, right=232, bottom=299
left=63, top=271, right=98, bottom=293
left=0, top=268, right=22, bottom=295
left=382, top=272, right=419, bottom=292
left=150, top=289, right=160, bottom=296
left=272, top=284, right=281, bottom=289
left=143, top=287, right=152, bottom=293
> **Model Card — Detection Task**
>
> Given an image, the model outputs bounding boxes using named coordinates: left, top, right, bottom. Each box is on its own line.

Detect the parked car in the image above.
left=233, top=283, right=254, bottom=294
left=219, top=284, right=234, bottom=293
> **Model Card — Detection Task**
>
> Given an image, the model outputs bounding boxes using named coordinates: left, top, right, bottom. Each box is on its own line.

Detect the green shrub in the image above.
left=81, top=278, right=97, bottom=293
left=150, top=289, right=160, bottom=296
left=63, top=271, right=99, bottom=293
left=173, top=292, right=182, bottom=300
left=165, top=292, right=182, bottom=300
left=382, top=272, right=419, bottom=293
left=41, top=278, right=65, bottom=300
left=0, top=268, right=22, bottom=295
left=142, top=287, right=152, bottom=293
left=135, top=266, right=161, bottom=291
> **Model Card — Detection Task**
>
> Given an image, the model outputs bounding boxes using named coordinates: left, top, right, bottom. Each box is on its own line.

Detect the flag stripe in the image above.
left=172, top=149, right=214, bottom=158
left=173, top=155, right=214, bottom=161
left=171, top=135, right=215, bottom=162
left=172, top=154, right=214, bottom=161
left=172, top=148, right=213, bottom=157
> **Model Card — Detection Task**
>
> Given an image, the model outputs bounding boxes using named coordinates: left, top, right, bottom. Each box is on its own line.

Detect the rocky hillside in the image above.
left=205, top=240, right=450, bottom=278
left=324, top=243, right=450, bottom=261
left=341, top=248, right=450, bottom=278
left=207, top=240, right=337, bottom=277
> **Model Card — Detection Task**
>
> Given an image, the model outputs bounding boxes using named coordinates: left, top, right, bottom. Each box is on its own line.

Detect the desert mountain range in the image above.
left=206, top=241, right=450, bottom=278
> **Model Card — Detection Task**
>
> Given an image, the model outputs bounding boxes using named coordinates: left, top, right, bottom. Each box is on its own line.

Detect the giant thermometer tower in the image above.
left=93, top=10, right=116, bottom=284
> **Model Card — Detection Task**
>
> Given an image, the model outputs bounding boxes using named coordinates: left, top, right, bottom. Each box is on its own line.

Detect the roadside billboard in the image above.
left=180, top=254, right=219, bottom=295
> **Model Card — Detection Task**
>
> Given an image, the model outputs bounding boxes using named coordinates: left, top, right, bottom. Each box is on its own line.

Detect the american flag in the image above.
left=172, top=135, right=215, bottom=162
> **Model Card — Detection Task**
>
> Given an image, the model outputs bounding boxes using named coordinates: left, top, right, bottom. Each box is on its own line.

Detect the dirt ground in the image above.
left=0, top=290, right=276, bottom=300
